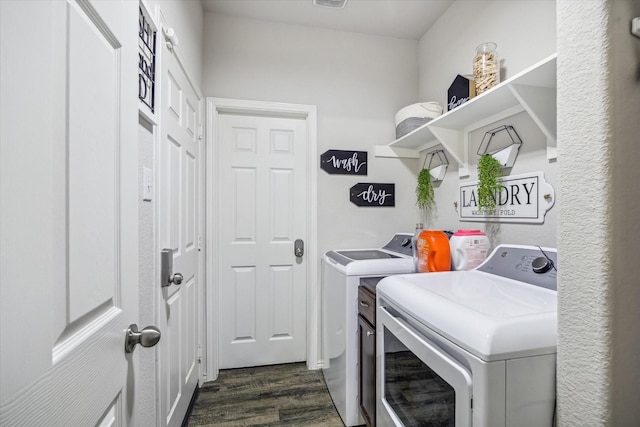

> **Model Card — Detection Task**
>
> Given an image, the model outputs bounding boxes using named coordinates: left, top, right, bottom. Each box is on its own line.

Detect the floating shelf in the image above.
left=375, top=54, right=557, bottom=176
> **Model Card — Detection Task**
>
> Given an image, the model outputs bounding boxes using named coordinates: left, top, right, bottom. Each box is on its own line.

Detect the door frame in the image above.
left=205, top=98, right=318, bottom=380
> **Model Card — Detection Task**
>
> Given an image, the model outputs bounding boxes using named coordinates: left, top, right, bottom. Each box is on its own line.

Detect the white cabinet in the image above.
left=375, top=54, right=557, bottom=177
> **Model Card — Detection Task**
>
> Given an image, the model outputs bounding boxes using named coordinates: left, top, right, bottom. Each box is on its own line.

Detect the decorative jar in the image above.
left=473, top=42, right=499, bottom=95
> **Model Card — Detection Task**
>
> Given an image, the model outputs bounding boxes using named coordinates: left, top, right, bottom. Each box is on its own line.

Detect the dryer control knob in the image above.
left=401, top=238, right=411, bottom=247
left=532, top=256, right=552, bottom=274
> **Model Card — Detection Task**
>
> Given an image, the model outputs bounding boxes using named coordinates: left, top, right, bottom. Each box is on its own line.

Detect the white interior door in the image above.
left=158, top=23, right=202, bottom=427
left=0, top=0, right=139, bottom=425
left=217, top=112, right=308, bottom=369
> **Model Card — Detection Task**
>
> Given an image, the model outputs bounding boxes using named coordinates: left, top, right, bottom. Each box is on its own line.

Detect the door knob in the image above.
left=169, top=272, right=183, bottom=285
left=125, top=324, right=161, bottom=353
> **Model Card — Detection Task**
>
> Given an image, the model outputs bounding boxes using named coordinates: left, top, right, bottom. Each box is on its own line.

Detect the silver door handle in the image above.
left=294, top=239, right=304, bottom=257
left=170, top=272, right=183, bottom=285
left=125, top=324, right=161, bottom=353
left=161, top=248, right=183, bottom=287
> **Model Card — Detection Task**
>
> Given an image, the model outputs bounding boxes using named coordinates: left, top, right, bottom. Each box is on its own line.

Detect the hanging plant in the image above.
left=477, top=154, right=502, bottom=214
left=416, top=169, right=435, bottom=210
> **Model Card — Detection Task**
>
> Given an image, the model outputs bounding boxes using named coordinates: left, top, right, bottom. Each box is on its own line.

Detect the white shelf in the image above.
left=375, top=54, right=557, bottom=176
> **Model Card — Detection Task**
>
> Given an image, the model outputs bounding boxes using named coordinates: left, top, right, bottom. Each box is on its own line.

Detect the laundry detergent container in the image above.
left=416, top=230, right=451, bottom=273
left=395, top=102, right=442, bottom=139
left=450, top=229, right=490, bottom=271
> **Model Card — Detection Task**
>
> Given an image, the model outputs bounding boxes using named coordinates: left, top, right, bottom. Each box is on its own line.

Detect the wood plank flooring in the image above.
left=187, top=362, right=345, bottom=427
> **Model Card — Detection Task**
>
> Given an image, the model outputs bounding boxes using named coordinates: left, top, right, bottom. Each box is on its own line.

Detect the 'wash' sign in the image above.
left=459, top=172, right=555, bottom=223
left=320, top=150, right=367, bottom=175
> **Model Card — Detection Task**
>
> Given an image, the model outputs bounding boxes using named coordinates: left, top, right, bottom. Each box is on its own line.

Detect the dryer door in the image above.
left=377, top=305, right=473, bottom=427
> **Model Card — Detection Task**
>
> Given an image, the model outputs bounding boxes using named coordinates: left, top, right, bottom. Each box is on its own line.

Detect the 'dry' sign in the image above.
left=350, top=183, right=395, bottom=207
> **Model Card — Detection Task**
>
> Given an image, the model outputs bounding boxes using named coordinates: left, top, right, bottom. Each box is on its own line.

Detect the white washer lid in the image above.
left=377, top=271, right=557, bottom=361
left=323, top=251, right=414, bottom=276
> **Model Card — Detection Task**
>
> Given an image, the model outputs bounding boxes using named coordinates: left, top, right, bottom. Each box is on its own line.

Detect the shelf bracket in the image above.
left=509, top=83, right=557, bottom=159
left=374, top=145, right=420, bottom=159
left=428, top=127, right=465, bottom=166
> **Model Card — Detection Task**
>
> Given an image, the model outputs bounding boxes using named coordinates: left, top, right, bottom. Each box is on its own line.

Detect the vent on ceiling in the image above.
left=313, top=0, right=348, bottom=9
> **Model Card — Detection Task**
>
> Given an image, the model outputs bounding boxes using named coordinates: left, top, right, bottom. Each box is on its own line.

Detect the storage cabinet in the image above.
left=358, top=278, right=380, bottom=427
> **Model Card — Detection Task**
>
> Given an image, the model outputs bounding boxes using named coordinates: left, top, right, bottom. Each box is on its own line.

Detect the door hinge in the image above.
left=198, top=235, right=203, bottom=252
left=197, top=344, right=202, bottom=364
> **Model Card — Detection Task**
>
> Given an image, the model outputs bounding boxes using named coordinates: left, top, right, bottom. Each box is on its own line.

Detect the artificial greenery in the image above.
left=477, top=154, right=502, bottom=214
left=416, top=169, right=435, bottom=210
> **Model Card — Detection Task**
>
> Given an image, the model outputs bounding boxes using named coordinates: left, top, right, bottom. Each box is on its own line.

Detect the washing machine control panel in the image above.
left=381, top=233, right=414, bottom=257
left=476, top=245, right=557, bottom=291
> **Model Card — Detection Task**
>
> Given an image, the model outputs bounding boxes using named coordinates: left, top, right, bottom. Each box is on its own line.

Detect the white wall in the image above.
left=417, top=0, right=558, bottom=248
left=557, top=0, right=640, bottom=424
left=203, top=13, right=421, bottom=255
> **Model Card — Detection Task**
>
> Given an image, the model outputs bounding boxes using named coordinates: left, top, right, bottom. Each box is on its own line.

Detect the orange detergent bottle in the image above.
left=417, top=230, right=451, bottom=273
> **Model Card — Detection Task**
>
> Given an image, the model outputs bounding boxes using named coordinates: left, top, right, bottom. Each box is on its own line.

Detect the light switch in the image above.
left=143, top=167, right=153, bottom=201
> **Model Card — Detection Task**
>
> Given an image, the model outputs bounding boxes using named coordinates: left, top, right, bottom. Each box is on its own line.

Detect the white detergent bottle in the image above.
left=411, top=223, right=423, bottom=272
left=450, top=229, right=490, bottom=271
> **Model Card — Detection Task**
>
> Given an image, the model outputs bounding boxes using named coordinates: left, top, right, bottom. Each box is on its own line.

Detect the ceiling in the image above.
left=201, top=0, right=454, bottom=40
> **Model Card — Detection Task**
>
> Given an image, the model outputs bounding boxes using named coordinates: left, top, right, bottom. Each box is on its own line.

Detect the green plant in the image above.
left=477, top=154, right=502, bottom=213
left=416, top=169, right=435, bottom=210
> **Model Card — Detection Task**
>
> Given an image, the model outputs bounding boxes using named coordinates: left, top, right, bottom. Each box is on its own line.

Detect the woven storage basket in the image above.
left=395, top=102, right=442, bottom=139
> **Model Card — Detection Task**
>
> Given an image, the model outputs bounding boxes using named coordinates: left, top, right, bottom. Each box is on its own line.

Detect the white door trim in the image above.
left=205, top=98, right=319, bottom=380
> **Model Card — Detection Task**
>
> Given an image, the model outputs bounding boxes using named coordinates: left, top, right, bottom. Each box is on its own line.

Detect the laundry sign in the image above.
left=459, top=172, right=554, bottom=223
left=350, top=183, right=395, bottom=207
left=320, top=150, right=367, bottom=175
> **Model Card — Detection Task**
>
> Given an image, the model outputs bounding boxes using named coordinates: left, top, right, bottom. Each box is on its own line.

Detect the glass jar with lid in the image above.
left=473, top=42, right=499, bottom=95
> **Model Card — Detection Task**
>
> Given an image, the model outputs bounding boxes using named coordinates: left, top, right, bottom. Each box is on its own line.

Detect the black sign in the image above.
left=320, top=150, right=367, bottom=175
left=350, top=183, right=395, bottom=207
left=138, top=6, right=156, bottom=113
left=447, top=74, right=475, bottom=111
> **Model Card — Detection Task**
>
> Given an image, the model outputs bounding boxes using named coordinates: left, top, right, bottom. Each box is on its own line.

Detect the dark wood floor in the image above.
left=187, top=362, right=345, bottom=427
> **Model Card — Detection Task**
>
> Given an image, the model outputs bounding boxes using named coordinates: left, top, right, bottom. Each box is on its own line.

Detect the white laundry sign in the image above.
left=459, top=172, right=555, bottom=223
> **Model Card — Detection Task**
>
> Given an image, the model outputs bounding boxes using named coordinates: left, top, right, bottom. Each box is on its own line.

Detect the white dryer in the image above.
left=377, top=244, right=558, bottom=427
left=321, top=233, right=415, bottom=426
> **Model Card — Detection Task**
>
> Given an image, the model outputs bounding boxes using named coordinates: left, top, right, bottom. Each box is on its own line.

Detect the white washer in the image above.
left=322, top=233, right=415, bottom=426
left=377, top=244, right=558, bottom=427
